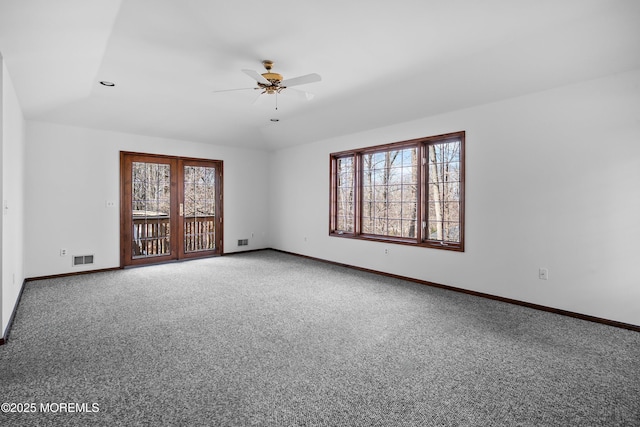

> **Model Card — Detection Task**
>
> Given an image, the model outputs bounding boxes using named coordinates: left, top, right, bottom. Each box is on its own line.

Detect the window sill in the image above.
left=329, top=232, right=464, bottom=252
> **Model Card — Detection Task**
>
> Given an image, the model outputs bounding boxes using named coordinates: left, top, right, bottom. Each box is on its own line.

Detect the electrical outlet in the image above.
left=105, top=200, right=115, bottom=208
left=539, top=268, right=549, bottom=280
left=60, top=248, right=67, bottom=257
left=384, top=248, right=390, bottom=255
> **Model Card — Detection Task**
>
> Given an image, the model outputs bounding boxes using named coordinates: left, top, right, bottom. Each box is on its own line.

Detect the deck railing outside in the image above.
left=132, top=213, right=215, bottom=257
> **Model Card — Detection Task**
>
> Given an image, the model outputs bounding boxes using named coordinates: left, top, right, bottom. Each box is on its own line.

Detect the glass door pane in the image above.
left=132, top=161, right=172, bottom=258
left=183, top=164, right=217, bottom=253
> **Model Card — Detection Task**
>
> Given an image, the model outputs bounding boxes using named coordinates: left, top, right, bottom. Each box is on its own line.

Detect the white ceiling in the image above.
left=1, top=0, right=639, bottom=150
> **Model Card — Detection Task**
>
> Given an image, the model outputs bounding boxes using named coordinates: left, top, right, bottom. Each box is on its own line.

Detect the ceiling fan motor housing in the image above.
left=261, top=60, right=283, bottom=85
left=259, top=60, right=284, bottom=93
left=261, top=72, right=283, bottom=83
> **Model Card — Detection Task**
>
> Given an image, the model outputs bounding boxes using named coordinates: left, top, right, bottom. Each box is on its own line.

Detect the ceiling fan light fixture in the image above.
left=262, top=86, right=282, bottom=95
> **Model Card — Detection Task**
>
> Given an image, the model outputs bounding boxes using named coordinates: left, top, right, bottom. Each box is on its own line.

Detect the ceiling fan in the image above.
left=214, top=60, right=321, bottom=103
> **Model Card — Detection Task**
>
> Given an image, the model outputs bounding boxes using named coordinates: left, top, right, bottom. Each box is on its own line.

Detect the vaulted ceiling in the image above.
left=1, top=0, right=639, bottom=150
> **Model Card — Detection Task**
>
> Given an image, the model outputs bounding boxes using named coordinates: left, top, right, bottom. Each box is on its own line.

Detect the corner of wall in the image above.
left=1, top=52, right=27, bottom=340
left=1, top=50, right=6, bottom=338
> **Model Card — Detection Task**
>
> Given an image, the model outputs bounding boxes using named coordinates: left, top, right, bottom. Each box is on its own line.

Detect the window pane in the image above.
left=427, top=140, right=462, bottom=243
left=402, top=220, right=417, bottom=238
left=362, top=147, right=417, bottom=238
left=184, top=165, right=216, bottom=253
left=132, top=162, right=171, bottom=258
left=335, top=156, right=354, bottom=233
left=401, top=202, right=417, bottom=220
left=388, top=219, right=401, bottom=236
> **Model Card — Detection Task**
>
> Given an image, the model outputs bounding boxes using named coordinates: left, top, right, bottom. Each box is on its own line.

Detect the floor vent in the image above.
left=237, top=239, right=249, bottom=246
left=73, top=255, right=94, bottom=266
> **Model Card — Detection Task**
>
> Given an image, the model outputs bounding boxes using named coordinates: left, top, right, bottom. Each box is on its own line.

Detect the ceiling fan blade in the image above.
left=285, top=87, right=315, bottom=101
left=281, top=73, right=321, bottom=87
left=242, top=69, right=271, bottom=85
left=251, top=91, right=267, bottom=105
left=212, top=87, right=256, bottom=93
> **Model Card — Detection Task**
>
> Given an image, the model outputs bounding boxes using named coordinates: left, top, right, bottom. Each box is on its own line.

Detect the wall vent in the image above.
left=73, top=255, right=94, bottom=266
left=237, top=239, right=249, bottom=246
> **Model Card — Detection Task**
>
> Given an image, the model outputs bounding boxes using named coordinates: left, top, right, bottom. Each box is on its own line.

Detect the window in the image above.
left=333, top=155, right=355, bottom=234
left=330, top=131, right=464, bottom=251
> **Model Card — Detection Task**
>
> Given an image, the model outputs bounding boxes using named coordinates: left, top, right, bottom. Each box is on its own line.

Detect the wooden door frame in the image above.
left=120, top=151, right=224, bottom=267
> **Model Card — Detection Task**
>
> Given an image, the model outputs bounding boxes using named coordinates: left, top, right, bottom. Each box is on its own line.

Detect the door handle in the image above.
left=179, top=203, right=184, bottom=217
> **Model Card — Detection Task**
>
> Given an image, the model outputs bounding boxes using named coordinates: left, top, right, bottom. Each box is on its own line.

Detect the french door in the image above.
left=120, top=152, right=223, bottom=267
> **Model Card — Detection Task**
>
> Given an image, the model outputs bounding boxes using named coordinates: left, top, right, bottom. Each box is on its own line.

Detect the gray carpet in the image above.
left=1, top=250, right=638, bottom=426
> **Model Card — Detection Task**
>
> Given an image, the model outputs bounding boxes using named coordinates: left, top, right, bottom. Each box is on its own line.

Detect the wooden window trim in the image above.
left=329, top=131, right=465, bottom=252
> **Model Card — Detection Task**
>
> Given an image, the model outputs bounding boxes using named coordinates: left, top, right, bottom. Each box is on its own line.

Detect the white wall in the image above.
left=1, top=56, right=26, bottom=336
left=25, top=122, right=270, bottom=278
left=269, top=68, right=640, bottom=327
